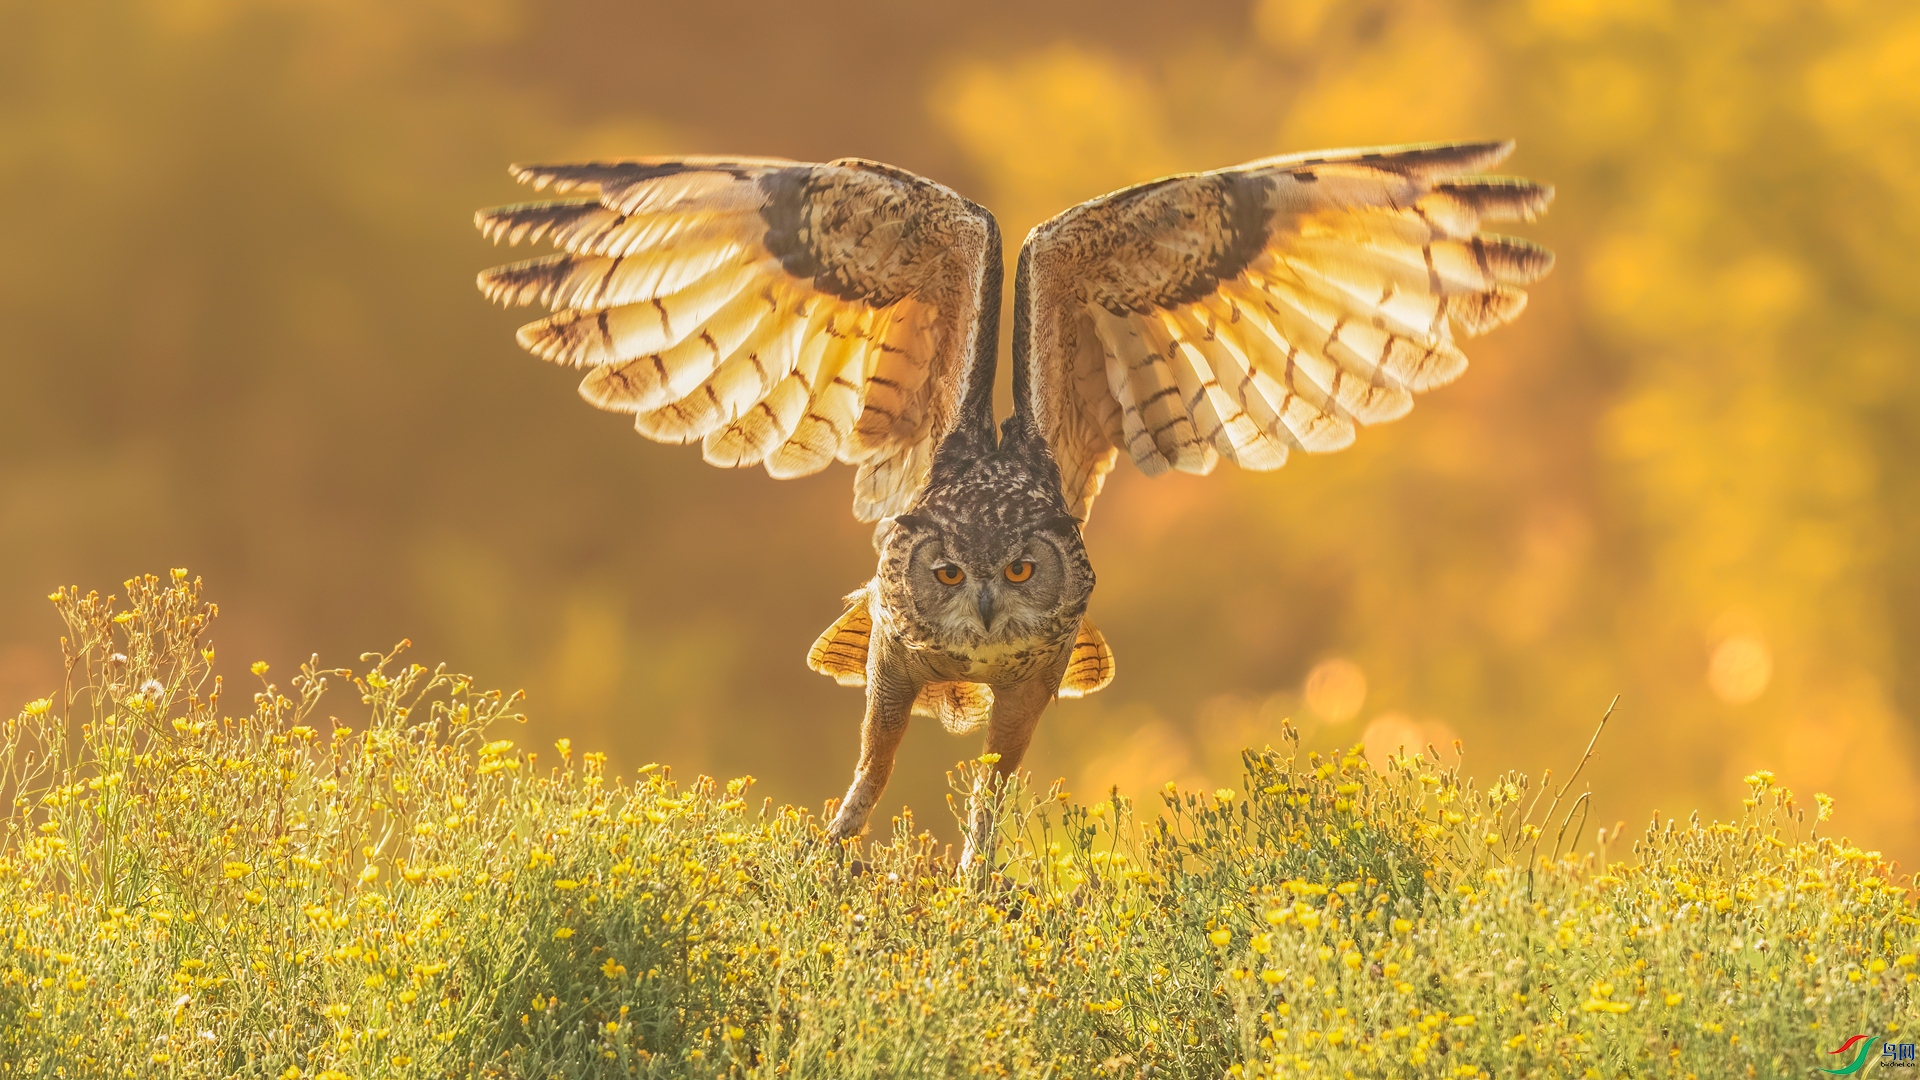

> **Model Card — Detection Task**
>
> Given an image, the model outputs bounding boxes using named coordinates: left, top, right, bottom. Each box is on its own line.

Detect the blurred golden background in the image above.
left=4, top=0, right=1916, bottom=862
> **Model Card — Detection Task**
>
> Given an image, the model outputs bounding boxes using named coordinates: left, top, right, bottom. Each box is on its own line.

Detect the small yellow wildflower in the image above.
left=553, top=928, right=574, bottom=940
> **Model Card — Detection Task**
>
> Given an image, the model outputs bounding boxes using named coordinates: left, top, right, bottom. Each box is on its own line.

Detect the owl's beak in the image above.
left=977, top=591, right=995, bottom=632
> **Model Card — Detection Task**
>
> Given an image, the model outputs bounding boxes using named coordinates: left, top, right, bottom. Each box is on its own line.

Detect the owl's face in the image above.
left=878, top=512, right=1092, bottom=650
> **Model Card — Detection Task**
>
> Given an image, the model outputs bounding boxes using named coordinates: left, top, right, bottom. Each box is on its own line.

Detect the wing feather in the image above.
left=477, top=156, right=998, bottom=520
left=1018, top=141, right=1554, bottom=521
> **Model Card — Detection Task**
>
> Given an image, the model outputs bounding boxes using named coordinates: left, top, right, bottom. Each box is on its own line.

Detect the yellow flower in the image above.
left=553, top=928, right=574, bottom=940
left=23, top=698, right=51, bottom=717
left=222, top=861, right=251, bottom=880
left=1393, top=918, right=1414, bottom=933
left=553, top=879, right=579, bottom=891
left=1208, top=929, right=1232, bottom=947
left=1664, top=992, right=1683, bottom=1006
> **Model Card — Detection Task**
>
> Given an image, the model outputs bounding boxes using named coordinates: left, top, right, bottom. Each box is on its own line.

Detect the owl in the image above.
left=475, top=141, right=1553, bottom=865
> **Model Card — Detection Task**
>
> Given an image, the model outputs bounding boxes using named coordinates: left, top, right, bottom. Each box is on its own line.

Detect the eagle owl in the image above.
left=475, top=141, right=1553, bottom=862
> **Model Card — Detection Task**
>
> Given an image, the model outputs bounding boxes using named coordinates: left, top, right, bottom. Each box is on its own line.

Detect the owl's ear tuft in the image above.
left=873, top=513, right=929, bottom=552
left=1036, top=514, right=1084, bottom=539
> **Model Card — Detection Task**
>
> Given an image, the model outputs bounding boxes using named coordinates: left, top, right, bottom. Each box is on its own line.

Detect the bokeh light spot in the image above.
left=1303, top=658, right=1367, bottom=723
left=1359, top=713, right=1460, bottom=772
left=1708, top=635, right=1772, bottom=704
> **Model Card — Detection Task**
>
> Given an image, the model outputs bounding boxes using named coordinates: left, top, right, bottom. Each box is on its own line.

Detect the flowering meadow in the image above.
left=1, top=574, right=1915, bottom=1078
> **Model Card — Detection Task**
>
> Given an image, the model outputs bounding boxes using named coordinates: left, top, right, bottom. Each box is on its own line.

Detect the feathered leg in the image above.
left=825, top=643, right=918, bottom=842
left=958, top=670, right=1062, bottom=877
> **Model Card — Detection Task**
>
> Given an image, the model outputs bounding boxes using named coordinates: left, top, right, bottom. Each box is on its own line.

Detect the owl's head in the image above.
left=877, top=510, right=1093, bottom=648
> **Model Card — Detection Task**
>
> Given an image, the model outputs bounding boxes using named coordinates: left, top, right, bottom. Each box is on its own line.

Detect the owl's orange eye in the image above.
left=1004, top=559, right=1035, bottom=583
left=934, top=564, right=965, bottom=586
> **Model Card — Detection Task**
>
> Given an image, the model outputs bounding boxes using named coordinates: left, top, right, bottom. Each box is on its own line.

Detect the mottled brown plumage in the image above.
left=474, top=141, right=1554, bottom=868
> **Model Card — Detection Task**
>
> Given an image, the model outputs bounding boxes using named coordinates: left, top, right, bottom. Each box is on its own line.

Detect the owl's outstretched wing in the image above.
left=1014, top=141, right=1554, bottom=522
left=477, top=157, right=1000, bottom=521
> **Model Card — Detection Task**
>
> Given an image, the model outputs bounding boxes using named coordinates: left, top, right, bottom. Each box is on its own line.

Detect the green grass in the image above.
left=2, top=573, right=1915, bottom=1078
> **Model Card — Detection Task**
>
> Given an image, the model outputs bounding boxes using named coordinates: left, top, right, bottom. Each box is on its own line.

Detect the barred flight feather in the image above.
left=805, top=587, right=873, bottom=687
left=1019, top=140, right=1552, bottom=521
left=1057, top=618, right=1115, bottom=699
left=477, top=155, right=997, bottom=520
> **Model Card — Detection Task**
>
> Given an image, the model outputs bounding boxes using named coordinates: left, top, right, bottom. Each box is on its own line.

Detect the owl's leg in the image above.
left=958, top=673, right=1059, bottom=877
left=825, top=663, right=918, bottom=843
